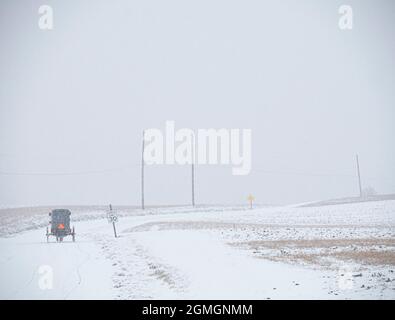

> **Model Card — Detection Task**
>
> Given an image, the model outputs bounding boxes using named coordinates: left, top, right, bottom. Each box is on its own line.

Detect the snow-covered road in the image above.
left=1, top=200, right=394, bottom=299
left=0, top=218, right=335, bottom=300
left=0, top=221, right=115, bottom=299
left=128, top=229, right=335, bottom=299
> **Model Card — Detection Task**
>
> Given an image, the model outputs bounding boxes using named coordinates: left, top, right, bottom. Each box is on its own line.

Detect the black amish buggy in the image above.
left=46, top=209, right=75, bottom=242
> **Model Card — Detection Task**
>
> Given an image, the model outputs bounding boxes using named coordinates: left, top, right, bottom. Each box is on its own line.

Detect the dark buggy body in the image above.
left=46, top=209, right=75, bottom=242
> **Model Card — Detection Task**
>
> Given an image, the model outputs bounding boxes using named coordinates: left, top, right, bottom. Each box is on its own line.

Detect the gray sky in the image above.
left=1, top=0, right=394, bottom=206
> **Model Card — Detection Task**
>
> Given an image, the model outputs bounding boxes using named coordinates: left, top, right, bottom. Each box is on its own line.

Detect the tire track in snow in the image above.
left=63, top=238, right=92, bottom=299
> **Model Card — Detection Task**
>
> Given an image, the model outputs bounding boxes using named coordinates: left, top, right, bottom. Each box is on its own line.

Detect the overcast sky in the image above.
left=1, top=0, right=394, bottom=206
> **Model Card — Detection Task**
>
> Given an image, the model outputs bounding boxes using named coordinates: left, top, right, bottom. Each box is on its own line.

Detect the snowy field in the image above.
left=0, top=197, right=394, bottom=300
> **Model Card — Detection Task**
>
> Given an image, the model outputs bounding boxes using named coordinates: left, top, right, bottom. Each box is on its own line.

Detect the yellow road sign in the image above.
left=247, top=194, right=255, bottom=209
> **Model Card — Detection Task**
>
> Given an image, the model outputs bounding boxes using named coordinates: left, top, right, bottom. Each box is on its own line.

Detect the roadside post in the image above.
left=107, top=204, right=118, bottom=238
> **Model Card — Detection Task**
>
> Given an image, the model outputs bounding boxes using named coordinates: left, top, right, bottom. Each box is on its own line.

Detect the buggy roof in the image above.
left=51, top=209, right=71, bottom=216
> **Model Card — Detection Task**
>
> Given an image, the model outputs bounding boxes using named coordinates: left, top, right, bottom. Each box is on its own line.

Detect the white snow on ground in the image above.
left=122, top=229, right=335, bottom=299
left=0, top=222, right=116, bottom=299
left=0, top=198, right=394, bottom=299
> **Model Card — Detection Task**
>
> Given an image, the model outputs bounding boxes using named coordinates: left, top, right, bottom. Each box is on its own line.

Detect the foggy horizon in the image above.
left=1, top=0, right=394, bottom=207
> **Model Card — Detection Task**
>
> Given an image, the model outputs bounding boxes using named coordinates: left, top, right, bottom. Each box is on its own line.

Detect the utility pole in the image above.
left=141, top=130, right=145, bottom=210
left=108, top=204, right=118, bottom=238
left=356, top=154, right=363, bottom=197
left=191, top=132, right=195, bottom=207
left=191, top=161, right=195, bottom=207
left=191, top=148, right=195, bottom=207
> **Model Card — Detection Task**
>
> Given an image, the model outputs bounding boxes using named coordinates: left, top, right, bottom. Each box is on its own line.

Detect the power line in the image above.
left=252, top=168, right=356, bottom=178
left=252, top=167, right=395, bottom=188
left=0, top=165, right=140, bottom=176
left=1, top=163, right=394, bottom=190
